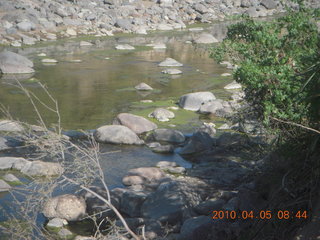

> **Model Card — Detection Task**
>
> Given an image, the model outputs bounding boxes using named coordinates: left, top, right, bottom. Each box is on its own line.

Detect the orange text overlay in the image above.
left=212, top=210, right=308, bottom=220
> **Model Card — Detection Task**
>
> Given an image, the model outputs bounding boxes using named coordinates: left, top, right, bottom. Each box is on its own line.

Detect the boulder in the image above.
left=162, top=68, right=182, bottom=75
left=151, top=129, right=185, bottom=143
left=148, top=108, right=175, bottom=122
left=0, top=180, right=11, bottom=192
left=0, top=51, right=34, bottom=74
left=178, top=216, right=212, bottom=240
left=115, top=44, right=135, bottom=50
left=120, top=190, right=148, bottom=217
left=16, top=21, right=35, bottom=32
left=115, top=18, right=133, bottom=30
left=94, top=125, right=144, bottom=145
left=158, top=58, right=183, bottom=67
left=179, top=131, right=214, bottom=155
left=141, top=181, right=203, bottom=224
left=113, top=113, right=157, bottom=134
left=0, top=157, right=30, bottom=170
left=224, top=81, right=242, bottom=90
left=43, top=194, right=86, bottom=221
left=199, top=99, right=224, bottom=114
left=261, top=0, right=277, bottom=9
left=193, top=33, right=219, bottom=44
left=21, top=161, right=63, bottom=176
left=179, top=92, right=216, bottom=111
left=135, top=82, right=153, bottom=91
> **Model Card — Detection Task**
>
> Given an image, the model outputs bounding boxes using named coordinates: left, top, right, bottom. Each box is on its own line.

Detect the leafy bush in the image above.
left=211, top=6, right=320, bottom=131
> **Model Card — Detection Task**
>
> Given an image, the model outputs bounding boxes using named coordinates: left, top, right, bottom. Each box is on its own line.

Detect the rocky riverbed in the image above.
left=1, top=0, right=319, bottom=47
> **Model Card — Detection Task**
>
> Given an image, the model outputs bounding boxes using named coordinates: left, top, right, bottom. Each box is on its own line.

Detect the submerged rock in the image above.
left=94, top=125, right=144, bottom=145
left=193, top=33, right=219, bottom=44
left=135, top=82, right=153, bottom=91
left=43, top=194, right=86, bottom=221
left=0, top=51, right=34, bottom=74
left=179, top=92, right=216, bottom=111
left=115, top=44, right=135, bottom=50
left=114, top=113, right=157, bottom=134
left=158, top=58, right=183, bottom=67
left=162, top=68, right=182, bottom=75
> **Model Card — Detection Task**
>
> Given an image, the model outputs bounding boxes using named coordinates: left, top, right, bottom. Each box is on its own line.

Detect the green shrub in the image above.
left=211, top=6, right=320, bottom=132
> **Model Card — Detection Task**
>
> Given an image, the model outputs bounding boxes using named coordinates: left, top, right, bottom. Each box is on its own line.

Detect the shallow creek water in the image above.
left=0, top=22, right=234, bottom=227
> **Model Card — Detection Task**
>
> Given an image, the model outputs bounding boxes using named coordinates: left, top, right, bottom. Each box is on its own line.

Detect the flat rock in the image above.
left=156, top=161, right=177, bottom=169
left=113, top=113, right=157, bottom=134
left=0, top=179, right=11, bottom=192
left=221, top=73, right=232, bottom=76
left=127, top=167, right=166, bottom=183
left=179, top=92, right=216, bottom=111
left=224, top=81, right=242, bottom=90
left=162, top=69, right=182, bottom=75
left=3, top=173, right=20, bottom=183
left=0, top=120, right=24, bottom=132
left=135, top=82, right=153, bottom=91
left=47, top=218, right=68, bottom=228
left=41, top=58, right=58, bottom=63
left=152, top=144, right=174, bottom=154
left=157, top=24, right=174, bottom=31
left=0, top=51, right=34, bottom=74
left=0, top=157, right=30, bottom=170
left=159, top=58, right=183, bottom=67
left=21, top=160, right=63, bottom=176
left=115, top=44, right=135, bottom=50
left=193, top=33, right=219, bottom=44
left=148, top=108, right=175, bottom=122
left=66, top=28, right=77, bottom=36
left=80, top=41, right=93, bottom=46
left=94, top=125, right=144, bottom=145
left=149, top=43, right=166, bottom=49
left=151, top=129, right=185, bottom=143
left=43, top=194, right=86, bottom=221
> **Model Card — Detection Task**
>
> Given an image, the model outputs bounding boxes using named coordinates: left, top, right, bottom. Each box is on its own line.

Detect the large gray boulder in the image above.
left=0, top=51, right=34, bottom=74
left=43, top=194, right=86, bottom=221
left=21, top=161, right=63, bottom=177
left=151, top=129, right=185, bottom=143
left=179, top=131, right=214, bottom=155
left=16, top=21, right=35, bottom=32
left=94, top=125, right=144, bottom=145
left=141, top=181, right=202, bottom=224
left=179, top=92, right=216, bottom=111
left=113, top=113, right=157, bottom=134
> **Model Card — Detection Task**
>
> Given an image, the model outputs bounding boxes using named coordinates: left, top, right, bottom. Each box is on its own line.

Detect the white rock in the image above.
left=0, top=120, right=24, bottom=132
left=66, top=28, right=77, bottom=36
left=221, top=73, right=232, bottom=77
left=224, top=81, right=242, bottom=90
left=3, top=173, right=20, bottom=182
left=21, top=160, right=63, bottom=176
left=157, top=24, right=173, bottom=31
left=41, top=58, right=58, bottom=63
left=159, top=58, right=183, bottom=67
left=47, top=218, right=68, bottom=228
left=147, top=43, right=166, bottom=49
left=218, top=123, right=231, bottom=130
left=115, top=44, right=135, bottom=50
left=79, top=41, right=93, bottom=46
left=189, top=27, right=204, bottom=32
left=0, top=157, right=30, bottom=170
left=37, top=53, right=47, bottom=57
left=193, top=33, right=219, bottom=44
